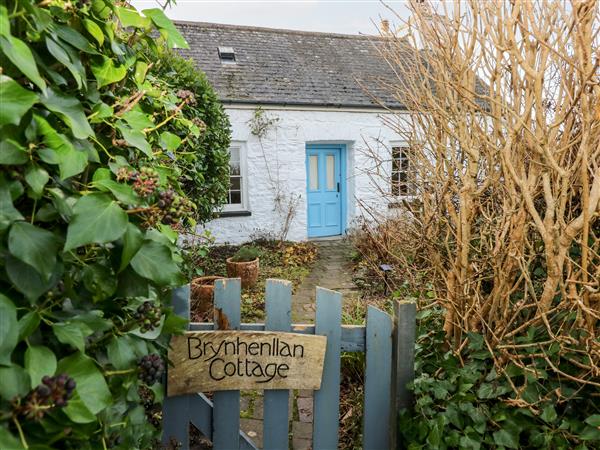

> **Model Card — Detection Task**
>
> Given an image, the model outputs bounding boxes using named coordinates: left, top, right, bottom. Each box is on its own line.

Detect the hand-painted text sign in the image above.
left=167, top=331, right=327, bottom=395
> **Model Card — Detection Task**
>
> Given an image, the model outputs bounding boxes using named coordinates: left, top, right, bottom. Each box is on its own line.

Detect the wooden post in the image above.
left=391, top=299, right=417, bottom=449
left=212, top=278, right=242, bottom=450
left=263, top=279, right=292, bottom=450
left=162, top=284, right=191, bottom=449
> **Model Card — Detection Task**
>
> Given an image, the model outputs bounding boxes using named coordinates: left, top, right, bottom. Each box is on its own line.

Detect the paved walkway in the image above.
left=292, top=238, right=359, bottom=322
left=240, top=238, right=359, bottom=449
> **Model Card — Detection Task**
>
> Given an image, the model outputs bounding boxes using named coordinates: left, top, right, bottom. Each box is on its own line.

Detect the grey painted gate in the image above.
left=163, top=279, right=416, bottom=450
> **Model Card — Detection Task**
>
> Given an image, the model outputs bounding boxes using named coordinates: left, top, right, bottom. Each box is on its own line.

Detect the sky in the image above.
left=130, top=0, right=412, bottom=35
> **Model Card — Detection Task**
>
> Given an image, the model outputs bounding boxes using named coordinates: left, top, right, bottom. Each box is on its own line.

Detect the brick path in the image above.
left=240, top=238, right=359, bottom=449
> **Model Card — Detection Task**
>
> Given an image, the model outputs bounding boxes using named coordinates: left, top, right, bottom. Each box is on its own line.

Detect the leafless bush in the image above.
left=362, top=0, right=600, bottom=386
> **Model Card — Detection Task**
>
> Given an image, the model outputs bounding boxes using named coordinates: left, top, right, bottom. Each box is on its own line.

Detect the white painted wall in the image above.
left=201, top=106, right=406, bottom=244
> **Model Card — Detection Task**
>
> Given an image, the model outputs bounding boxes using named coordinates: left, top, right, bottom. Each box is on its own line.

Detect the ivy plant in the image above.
left=0, top=1, right=228, bottom=448
left=399, top=308, right=600, bottom=450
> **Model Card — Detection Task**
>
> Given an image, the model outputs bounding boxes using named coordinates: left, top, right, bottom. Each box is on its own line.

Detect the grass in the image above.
left=190, top=239, right=318, bottom=322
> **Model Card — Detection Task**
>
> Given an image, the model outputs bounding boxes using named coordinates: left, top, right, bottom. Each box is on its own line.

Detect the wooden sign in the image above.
left=167, top=331, right=327, bottom=396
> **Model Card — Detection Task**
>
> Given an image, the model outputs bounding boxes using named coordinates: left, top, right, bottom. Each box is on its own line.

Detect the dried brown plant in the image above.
left=361, top=0, right=600, bottom=386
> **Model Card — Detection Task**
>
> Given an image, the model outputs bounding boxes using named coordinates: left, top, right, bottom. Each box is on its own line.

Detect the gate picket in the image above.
left=163, top=280, right=416, bottom=450
left=263, top=279, right=293, bottom=450
left=313, top=287, right=342, bottom=450
left=363, top=305, right=393, bottom=449
left=162, top=285, right=191, bottom=448
left=212, top=279, right=242, bottom=450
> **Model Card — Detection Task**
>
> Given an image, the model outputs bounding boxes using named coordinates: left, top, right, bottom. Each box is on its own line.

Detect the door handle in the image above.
left=337, top=182, right=340, bottom=193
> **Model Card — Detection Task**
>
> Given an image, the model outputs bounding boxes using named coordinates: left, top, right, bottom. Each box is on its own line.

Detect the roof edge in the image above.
left=220, top=99, right=407, bottom=111
left=174, top=20, right=388, bottom=41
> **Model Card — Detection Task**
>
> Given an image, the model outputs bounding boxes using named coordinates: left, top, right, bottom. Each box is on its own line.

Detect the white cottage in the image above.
left=177, top=22, right=410, bottom=243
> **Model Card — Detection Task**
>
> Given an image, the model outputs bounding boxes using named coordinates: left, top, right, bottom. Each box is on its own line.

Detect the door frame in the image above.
left=305, top=143, right=347, bottom=237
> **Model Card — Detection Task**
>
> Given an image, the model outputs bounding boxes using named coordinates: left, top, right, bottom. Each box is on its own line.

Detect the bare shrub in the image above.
left=362, top=0, right=600, bottom=387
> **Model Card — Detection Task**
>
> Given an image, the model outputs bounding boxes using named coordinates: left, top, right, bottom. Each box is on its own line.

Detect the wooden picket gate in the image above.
left=162, top=279, right=416, bottom=450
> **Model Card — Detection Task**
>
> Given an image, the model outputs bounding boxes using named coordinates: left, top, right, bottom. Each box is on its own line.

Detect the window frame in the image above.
left=390, top=142, right=412, bottom=197
left=223, top=142, right=249, bottom=213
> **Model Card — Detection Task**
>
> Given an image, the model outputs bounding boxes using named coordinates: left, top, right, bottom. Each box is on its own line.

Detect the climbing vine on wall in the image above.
left=248, top=107, right=300, bottom=241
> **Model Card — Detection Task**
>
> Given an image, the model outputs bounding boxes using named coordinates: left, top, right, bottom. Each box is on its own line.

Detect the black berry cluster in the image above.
left=131, top=167, right=160, bottom=197
left=138, top=385, right=162, bottom=429
left=16, top=374, right=76, bottom=420
left=138, top=354, right=165, bottom=385
left=156, top=190, right=193, bottom=225
left=134, top=301, right=162, bottom=332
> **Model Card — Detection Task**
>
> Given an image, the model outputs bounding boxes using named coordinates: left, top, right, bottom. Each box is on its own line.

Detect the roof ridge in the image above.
left=174, top=20, right=387, bottom=41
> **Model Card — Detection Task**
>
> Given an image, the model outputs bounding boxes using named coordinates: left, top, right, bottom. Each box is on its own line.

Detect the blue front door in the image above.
left=306, top=146, right=343, bottom=237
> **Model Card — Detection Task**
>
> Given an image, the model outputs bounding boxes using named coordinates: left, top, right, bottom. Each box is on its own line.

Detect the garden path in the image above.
left=238, top=238, right=359, bottom=450
left=292, top=238, right=359, bottom=322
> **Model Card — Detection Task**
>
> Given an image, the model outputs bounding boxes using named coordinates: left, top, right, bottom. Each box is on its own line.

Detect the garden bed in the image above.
left=188, top=240, right=318, bottom=322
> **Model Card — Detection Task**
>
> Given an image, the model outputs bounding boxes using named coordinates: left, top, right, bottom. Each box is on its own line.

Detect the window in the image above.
left=224, top=144, right=247, bottom=211
left=218, top=46, right=236, bottom=64
left=391, top=145, right=411, bottom=196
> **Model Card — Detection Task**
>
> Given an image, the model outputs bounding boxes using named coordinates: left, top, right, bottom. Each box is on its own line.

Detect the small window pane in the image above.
left=230, top=162, right=241, bottom=176
left=309, top=155, right=319, bottom=190
left=230, top=190, right=241, bottom=204
left=326, top=155, right=335, bottom=190
left=230, top=176, right=241, bottom=190
left=229, top=147, right=240, bottom=162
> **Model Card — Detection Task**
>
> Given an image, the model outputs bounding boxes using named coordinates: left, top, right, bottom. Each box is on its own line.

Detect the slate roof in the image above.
left=175, top=22, right=406, bottom=109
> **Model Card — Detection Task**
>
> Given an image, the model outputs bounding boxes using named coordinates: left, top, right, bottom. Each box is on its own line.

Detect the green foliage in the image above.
left=399, top=308, right=600, bottom=450
left=231, top=245, right=260, bottom=262
left=0, top=1, right=228, bottom=448
left=149, top=48, right=231, bottom=222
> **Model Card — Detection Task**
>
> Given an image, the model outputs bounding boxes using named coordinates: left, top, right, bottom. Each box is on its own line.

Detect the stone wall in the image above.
left=201, top=106, right=407, bottom=244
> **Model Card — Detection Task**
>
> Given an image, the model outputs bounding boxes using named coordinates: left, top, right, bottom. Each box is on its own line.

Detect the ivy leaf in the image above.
left=64, top=194, right=128, bottom=251
left=130, top=240, right=183, bottom=285
left=107, top=336, right=136, bottom=370
left=8, top=222, right=59, bottom=281
left=0, top=75, right=38, bottom=126
left=93, top=179, right=140, bottom=205
left=116, top=7, right=152, bottom=28
left=120, top=222, right=143, bottom=272
left=134, top=60, right=149, bottom=84
left=25, top=346, right=57, bottom=386
left=82, top=264, right=118, bottom=301
left=493, top=429, right=519, bottom=449
left=0, top=294, right=18, bottom=366
left=40, top=88, right=94, bottom=139
left=540, top=405, right=557, bottom=423
left=143, top=8, right=189, bottom=49
left=17, top=311, right=41, bottom=341
left=0, top=365, right=30, bottom=400
left=0, top=177, right=24, bottom=227
left=83, top=19, right=104, bottom=46
left=580, top=426, right=600, bottom=441
left=91, top=56, right=127, bottom=88
left=0, top=35, right=46, bottom=90
left=52, top=321, right=93, bottom=352
left=0, top=140, right=28, bottom=165
left=45, top=35, right=86, bottom=90
left=585, top=415, right=600, bottom=427
left=5, top=255, right=60, bottom=301
left=159, top=131, right=181, bottom=151
left=122, top=110, right=154, bottom=130
left=116, top=123, right=152, bottom=157
left=54, top=25, right=99, bottom=55
left=35, top=115, right=88, bottom=180
left=63, top=391, right=97, bottom=423
left=24, top=165, right=50, bottom=197
left=57, top=353, right=111, bottom=415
